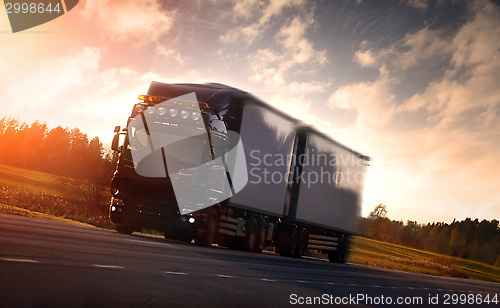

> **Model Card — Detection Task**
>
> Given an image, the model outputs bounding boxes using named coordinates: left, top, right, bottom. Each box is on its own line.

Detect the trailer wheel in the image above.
left=115, top=224, right=133, bottom=235
left=254, top=217, right=268, bottom=253
left=294, top=228, right=308, bottom=258
left=194, top=207, right=220, bottom=247
left=243, top=215, right=258, bottom=252
left=328, top=234, right=346, bottom=263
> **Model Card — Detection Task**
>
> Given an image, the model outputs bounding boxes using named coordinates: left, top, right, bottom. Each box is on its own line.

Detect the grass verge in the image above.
left=348, top=236, right=500, bottom=283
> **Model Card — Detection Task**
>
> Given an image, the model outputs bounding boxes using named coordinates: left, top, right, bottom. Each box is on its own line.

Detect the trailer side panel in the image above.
left=229, top=103, right=296, bottom=216
left=294, top=133, right=367, bottom=233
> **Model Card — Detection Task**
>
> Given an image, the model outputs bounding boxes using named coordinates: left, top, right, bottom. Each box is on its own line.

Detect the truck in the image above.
left=110, top=81, right=369, bottom=262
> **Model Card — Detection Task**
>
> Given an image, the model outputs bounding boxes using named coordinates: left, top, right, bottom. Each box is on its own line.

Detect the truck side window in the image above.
left=209, top=119, right=228, bottom=159
left=210, top=119, right=227, bottom=133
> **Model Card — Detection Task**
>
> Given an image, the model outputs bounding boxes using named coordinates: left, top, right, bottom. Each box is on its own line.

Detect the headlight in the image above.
left=191, top=112, right=200, bottom=121
left=180, top=110, right=189, bottom=119
left=169, top=108, right=178, bottom=117
left=157, top=106, right=166, bottom=116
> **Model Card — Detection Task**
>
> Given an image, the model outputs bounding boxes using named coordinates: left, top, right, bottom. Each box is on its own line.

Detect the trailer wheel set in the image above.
left=188, top=208, right=348, bottom=263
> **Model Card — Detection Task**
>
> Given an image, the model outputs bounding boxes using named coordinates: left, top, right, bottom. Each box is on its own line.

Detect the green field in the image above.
left=1, top=163, right=499, bottom=282
left=0, top=163, right=72, bottom=196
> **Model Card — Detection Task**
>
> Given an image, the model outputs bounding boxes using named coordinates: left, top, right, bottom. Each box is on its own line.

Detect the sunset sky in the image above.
left=1, top=0, right=499, bottom=224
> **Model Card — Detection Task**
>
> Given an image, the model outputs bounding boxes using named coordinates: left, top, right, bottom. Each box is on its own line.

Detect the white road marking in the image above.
left=164, top=271, right=187, bottom=275
left=295, top=280, right=308, bottom=283
left=92, top=264, right=124, bottom=269
left=216, top=274, right=234, bottom=278
left=259, top=278, right=277, bottom=282
left=0, top=258, right=39, bottom=263
left=126, top=239, right=171, bottom=246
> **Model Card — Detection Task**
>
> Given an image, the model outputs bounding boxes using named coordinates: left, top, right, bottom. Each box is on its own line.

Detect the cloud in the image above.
left=354, top=50, right=378, bottom=68
left=406, top=0, right=428, bottom=10
left=278, top=16, right=327, bottom=66
left=248, top=16, right=327, bottom=87
left=401, top=1, right=500, bottom=129
left=329, top=1, right=500, bottom=222
left=232, top=0, right=262, bottom=20
left=0, top=46, right=149, bottom=141
left=155, top=45, right=185, bottom=65
left=357, top=27, right=452, bottom=72
left=220, top=0, right=305, bottom=45
left=81, top=0, right=176, bottom=45
left=327, top=66, right=396, bottom=129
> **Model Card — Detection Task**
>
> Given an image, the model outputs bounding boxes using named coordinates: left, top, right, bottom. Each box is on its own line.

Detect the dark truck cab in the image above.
left=110, top=82, right=244, bottom=241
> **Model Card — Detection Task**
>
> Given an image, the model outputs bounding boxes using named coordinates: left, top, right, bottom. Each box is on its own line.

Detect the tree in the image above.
left=41, top=126, right=70, bottom=175
left=369, top=204, right=387, bottom=220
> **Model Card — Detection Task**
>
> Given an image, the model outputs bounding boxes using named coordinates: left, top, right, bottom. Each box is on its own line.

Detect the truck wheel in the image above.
left=195, top=208, right=219, bottom=247
left=254, top=217, right=268, bottom=253
left=294, top=228, right=308, bottom=258
left=115, top=224, right=133, bottom=235
left=328, top=234, right=346, bottom=263
left=243, top=215, right=258, bottom=252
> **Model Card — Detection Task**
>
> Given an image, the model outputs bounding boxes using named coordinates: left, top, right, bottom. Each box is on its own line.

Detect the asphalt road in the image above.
left=0, top=213, right=499, bottom=307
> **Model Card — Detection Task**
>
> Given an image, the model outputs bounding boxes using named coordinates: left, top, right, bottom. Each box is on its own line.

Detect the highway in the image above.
left=0, top=213, right=499, bottom=307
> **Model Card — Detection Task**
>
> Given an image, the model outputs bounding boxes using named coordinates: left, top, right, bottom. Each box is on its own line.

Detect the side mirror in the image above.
left=114, top=126, right=121, bottom=133
left=111, top=133, right=121, bottom=152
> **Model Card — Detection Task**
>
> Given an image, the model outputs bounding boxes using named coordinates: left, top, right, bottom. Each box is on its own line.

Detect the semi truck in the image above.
left=110, top=81, right=369, bottom=262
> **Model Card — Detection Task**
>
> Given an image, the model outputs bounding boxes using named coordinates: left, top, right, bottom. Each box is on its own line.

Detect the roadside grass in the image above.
left=0, top=203, right=97, bottom=228
left=0, top=164, right=111, bottom=228
left=1, top=163, right=499, bottom=283
left=348, top=236, right=500, bottom=283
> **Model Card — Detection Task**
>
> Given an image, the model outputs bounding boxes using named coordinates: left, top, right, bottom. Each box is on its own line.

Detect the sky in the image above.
left=0, top=0, right=499, bottom=224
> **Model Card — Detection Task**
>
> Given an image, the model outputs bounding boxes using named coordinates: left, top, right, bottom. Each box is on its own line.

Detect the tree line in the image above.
left=0, top=117, right=116, bottom=213
left=358, top=204, right=500, bottom=266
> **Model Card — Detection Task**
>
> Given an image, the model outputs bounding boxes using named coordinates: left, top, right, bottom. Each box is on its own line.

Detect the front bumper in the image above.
left=109, top=197, right=196, bottom=234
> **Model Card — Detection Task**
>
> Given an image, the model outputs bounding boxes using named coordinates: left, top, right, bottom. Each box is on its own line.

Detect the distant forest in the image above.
left=1, top=118, right=499, bottom=266
left=0, top=118, right=116, bottom=211
left=358, top=204, right=500, bottom=266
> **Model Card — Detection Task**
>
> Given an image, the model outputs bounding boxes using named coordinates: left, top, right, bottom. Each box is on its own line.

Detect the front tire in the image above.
left=195, top=207, right=219, bottom=247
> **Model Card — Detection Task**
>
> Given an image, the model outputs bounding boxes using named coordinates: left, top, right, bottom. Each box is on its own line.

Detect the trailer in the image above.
left=109, top=82, right=369, bottom=262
